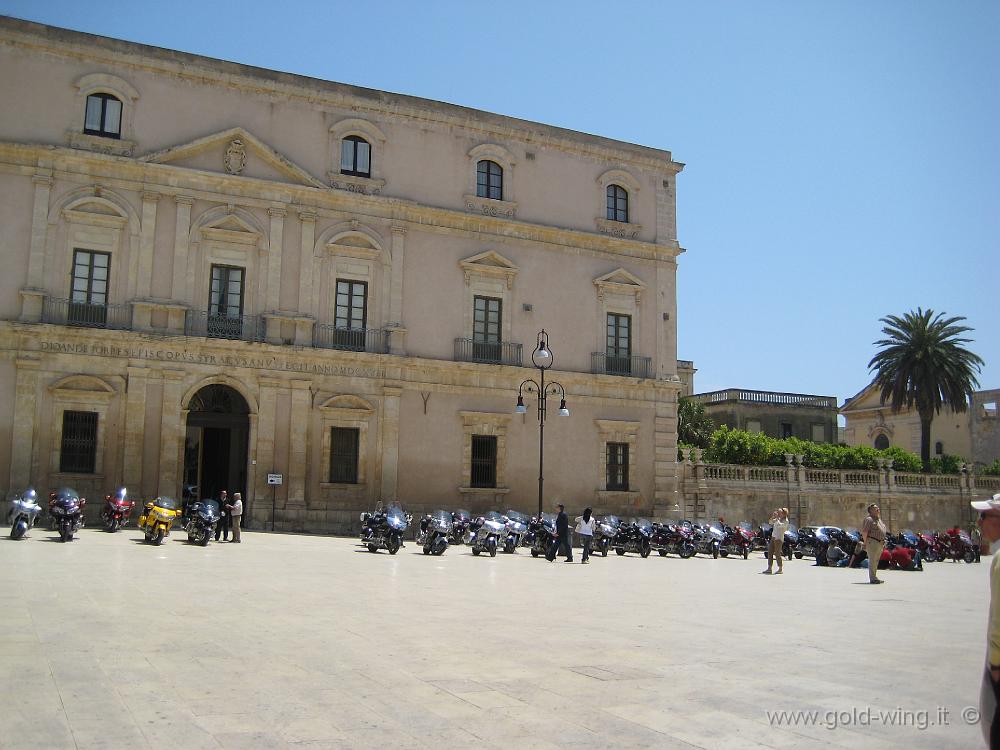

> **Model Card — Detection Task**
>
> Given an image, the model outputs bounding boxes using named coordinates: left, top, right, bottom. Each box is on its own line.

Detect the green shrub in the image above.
left=929, top=453, right=967, bottom=475
left=699, top=426, right=926, bottom=471
left=982, top=459, right=1000, bottom=477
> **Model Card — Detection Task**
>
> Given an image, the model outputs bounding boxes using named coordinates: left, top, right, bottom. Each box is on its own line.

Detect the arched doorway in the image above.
left=184, top=384, right=250, bottom=502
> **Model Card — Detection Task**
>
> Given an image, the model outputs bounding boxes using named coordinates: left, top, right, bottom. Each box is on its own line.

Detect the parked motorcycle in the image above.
left=466, top=511, right=505, bottom=557
left=783, top=524, right=799, bottom=560
left=719, top=522, right=752, bottom=559
left=360, top=502, right=410, bottom=554
left=185, top=498, right=221, bottom=546
left=416, top=509, right=451, bottom=556
left=613, top=518, right=653, bottom=558
left=794, top=526, right=819, bottom=559
left=450, top=509, right=472, bottom=546
left=695, top=523, right=724, bottom=558
left=502, top=510, right=530, bottom=553
left=7, top=487, right=41, bottom=540
left=593, top=515, right=621, bottom=557
left=138, top=495, right=182, bottom=545
left=49, top=487, right=85, bottom=542
left=650, top=520, right=697, bottom=558
left=940, top=528, right=977, bottom=563
left=526, top=512, right=556, bottom=558
left=917, top=531, right=944, bottom=562
left=101, top=487, right=134, bottom=532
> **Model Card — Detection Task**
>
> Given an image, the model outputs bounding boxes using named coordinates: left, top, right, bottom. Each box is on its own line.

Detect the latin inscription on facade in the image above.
left=38, top=341, right=383, bottom=378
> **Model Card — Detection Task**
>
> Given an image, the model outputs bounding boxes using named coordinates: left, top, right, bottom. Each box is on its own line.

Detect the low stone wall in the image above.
left=674, top=451, right=1000, bottom=532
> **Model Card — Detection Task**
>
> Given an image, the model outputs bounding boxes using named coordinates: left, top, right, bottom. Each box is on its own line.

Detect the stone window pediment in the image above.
left=460, top=250, right=519, bottom=289
left=49, top=374, right=118, bottom=400
left=593, top=268, right=645, bottom=304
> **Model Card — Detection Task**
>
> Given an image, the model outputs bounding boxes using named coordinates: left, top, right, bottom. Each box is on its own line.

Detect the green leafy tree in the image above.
left=677, top=397, right=716, bottom=449
left=868, top=308, right=984, bottom=472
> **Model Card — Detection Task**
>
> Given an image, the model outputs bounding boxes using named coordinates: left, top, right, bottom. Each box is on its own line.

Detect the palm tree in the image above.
left=868, top=308, right=983, bottom=472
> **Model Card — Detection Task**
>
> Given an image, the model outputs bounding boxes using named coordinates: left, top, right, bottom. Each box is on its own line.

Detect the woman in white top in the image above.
left=575, top=507, right=596, bottom=564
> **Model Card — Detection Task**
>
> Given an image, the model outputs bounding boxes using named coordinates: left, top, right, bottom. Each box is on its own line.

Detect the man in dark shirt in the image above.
left=214, top=489, right=231, bottom=542
left=547, top=503, right=573, bottom=562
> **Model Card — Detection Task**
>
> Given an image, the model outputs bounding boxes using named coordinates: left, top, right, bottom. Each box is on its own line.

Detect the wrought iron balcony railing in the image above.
left=42, top=298, right=133, bottom=330
left=591, top=352, right=652, bottom=379
left=313, top=325, right=389, bottom=354
left=454, top=338, right=522, bottom=366
left=185, top=310, right=265, bottom=342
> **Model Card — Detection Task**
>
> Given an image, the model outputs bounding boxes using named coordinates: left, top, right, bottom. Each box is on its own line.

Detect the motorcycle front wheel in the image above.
left=615, top=548, right=625, bottom=556
left=658, top=549, right=668, bottom=557
left=530, top=548, right=539, bottom=558
left=61, top=527, right=72, bottom=542
left=11, top=518, right=27, bottom=540
left=964, top=549, right=976, bottom=564
left=640, top=544, right=651, bottom=559
left=153, top=528, right=165, bottom=546
left=472, top=547, right=481, bottom=556
left=387, top=535, right=400, bottom=555
left=743, top=546, right=749, bottom=560
left=367, top=543, right=378, bottom=553
left=680, top=543, right=696, bottom=559
left=199, top=530, right=210, bottom=547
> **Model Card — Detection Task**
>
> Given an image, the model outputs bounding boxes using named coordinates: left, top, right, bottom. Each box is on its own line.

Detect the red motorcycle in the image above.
left=719, top=522, right=753, bottom=559
left=938, top=528, right=977, bottom=564
left=917, top=531, right=944, bottom=562
left=101, top=487, right=134, bottom=532
left=650, top=521, right=696, bottom=558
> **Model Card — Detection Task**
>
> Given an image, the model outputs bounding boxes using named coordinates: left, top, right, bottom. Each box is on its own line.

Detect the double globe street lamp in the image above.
left=515, top=330, right=569, bottom=521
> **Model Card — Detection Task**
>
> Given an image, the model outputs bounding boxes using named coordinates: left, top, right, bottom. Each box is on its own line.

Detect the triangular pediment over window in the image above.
left=593, top=268, right=646, bottom=302
left=459, top=250, right=519, bottom=288
left=140, top=127, right=326, bottom=189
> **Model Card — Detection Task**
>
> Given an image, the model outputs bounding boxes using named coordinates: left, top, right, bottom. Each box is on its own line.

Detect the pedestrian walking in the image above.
left=861, top=503, right=887, bottom=584
left=547, top=503, right=573, bottom=562
left=229, top=492, right=243, bottom=543
left=764, top=507, right=789, bottom=574
left=214, top=489, right=230, bottom=542
left=971, top=492, right=1000, bottom=749
left=575, top=507, right=596, bottom=564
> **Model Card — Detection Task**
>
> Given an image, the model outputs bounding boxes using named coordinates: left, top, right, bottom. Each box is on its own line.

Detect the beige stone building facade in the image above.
left=840, top=383, right=1000, bottom=468
left=0, top=18, right=688, bottom=531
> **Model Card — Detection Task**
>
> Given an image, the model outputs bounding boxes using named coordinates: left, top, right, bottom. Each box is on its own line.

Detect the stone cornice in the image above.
left=0, top=18, right=683, bottom=175
left=0, top=142, right=684, bottom=263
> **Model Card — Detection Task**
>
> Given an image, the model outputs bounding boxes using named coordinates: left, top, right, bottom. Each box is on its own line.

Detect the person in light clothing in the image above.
left=575, top=508, right=596, bottom=564
left=764, top=507, right=789, bottom=574
left=861, top=503, right=887, bottom=584
left=973, top=492, right=1000, bottom=749
left=228, top=492, right=243, bottom=543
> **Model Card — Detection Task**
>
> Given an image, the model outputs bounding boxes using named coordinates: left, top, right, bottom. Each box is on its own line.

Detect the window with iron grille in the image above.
left=60, top=411, right=98, bottom=474
left=606, top=184, right=628, bottom=222
left=471, top=435, right=497, bottom=488
left=329, top=427, right=360, bottom=484
left=70, top=249, right=110, bottom=325
left=476, top=160, right=503, bottom=200
left=84, top=93, right=122, bottom=138
left=340, top=136, right=371, bottom=178
left=606, top=312, right=632, bottom=375
left=606, top=442, right=629, bottom=491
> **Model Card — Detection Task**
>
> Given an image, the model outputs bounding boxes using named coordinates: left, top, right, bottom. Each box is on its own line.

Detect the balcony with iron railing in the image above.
left=454, top=338, right=522, bottom=367
left=184, top=310, right=265, bottom=342
left=591, top=352, right=653, bottom=379
left=313, top=325, right=389, bottom=354
left=42, top=298, right=133, bottom=331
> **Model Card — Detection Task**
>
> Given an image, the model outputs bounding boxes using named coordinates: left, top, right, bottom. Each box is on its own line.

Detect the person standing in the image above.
left=214, top=489, right=230, bottom=542
left=229, top=492, right=243, bottom=543
left=972, top=492, right=1000, bottom=749
left=547, top=503, right=573, bottom=562
left=575, top=507, right=596, bottom=564
left=861, top=503, right=887, bottom=584
left=764, top=507, right=789, bottom=574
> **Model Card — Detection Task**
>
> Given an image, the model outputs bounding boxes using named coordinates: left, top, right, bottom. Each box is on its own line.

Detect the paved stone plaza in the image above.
left=1, top=527, right=988, bottom=749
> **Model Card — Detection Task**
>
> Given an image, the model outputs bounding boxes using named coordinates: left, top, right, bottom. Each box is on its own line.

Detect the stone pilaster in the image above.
left=297, top=209, right=316, bottom=318
left=157, top=370, right=185, bottom=497
left=655, top=261, right=677, bottom=381
left=380, top=385, right=402, bottom=501
left=653, top=388, right=678, bottom=509
left=171, top=196, right=194, bottom=301
left=256, top=379, right=279, bottom=516
left=136, top=191, right=159, bottom=299
left=388, top=225, right=408, bottom=355
left=21, top=173, right=53, bottom=321
left=9, top=356, right=40, bottom=488
left=122, top=366, right=149, bottom=494
left=287, top=379, right=310, bottom=507
left=655, top=176, right=677, bottom=244
left=266, top=206, right=285, bottom=312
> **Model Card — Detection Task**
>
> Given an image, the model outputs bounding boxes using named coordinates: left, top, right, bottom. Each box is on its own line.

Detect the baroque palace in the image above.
left=0, top=18, right=688, bottom=532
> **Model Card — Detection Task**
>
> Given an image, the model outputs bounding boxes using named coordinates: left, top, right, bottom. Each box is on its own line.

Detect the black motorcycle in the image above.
left=450, top=509, right=472, bottom=546
left=613, top=518, right=653, bottom=558
left=416, top=509, right=451, bottom=556
left=526, top=512, right=557, bottom=558
left=185, top=499, right=221, bottom=546
left=361, top=502, right=410, bottom=554
left=49, top=487, right=85, bottom=542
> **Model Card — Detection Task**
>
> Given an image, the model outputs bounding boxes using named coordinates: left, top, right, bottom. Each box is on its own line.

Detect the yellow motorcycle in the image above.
left=138, top=495, right=182, bottom=545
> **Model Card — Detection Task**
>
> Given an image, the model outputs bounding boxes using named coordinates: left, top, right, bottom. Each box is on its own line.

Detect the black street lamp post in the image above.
left=516, top=330, right=569, bottom=521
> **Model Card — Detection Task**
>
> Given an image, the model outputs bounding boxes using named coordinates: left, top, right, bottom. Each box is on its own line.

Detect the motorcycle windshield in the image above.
left=153, top=496, right=181, bottom=511
left=453, top=509, right=471, bottom=521
left=709, top=525, right=725, bottom=539
left=845, top=528, right=861, bottom=540
left=53, top=488, right=81, bottom=511
left=739, top=521, right=752, bottom=532
left=484, top=511, right=505, bottom=524
left=431, top=510, right=451, bottom=531
left=540, top=512, right=557, bottom=529
left=635, top=518, right=653, bottom=535
left=506, top=510, right=529, bottom=525
left=198, top=500, right=221, bottom=519
left=785, top=525, right=799, bottom=541
left=386, top=504, right=409, bottom=531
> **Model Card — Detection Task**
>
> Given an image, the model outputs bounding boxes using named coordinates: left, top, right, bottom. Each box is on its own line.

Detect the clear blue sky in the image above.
left=4, top=0, right=996, bottom=405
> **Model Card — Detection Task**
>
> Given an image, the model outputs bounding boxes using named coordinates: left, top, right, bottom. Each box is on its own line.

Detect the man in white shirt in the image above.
left=764, top=507, right=789, bottom=575
left=229, top=492, right=243, bottom=543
